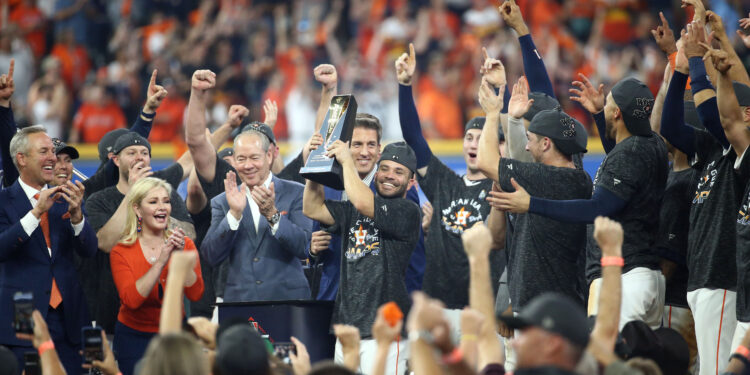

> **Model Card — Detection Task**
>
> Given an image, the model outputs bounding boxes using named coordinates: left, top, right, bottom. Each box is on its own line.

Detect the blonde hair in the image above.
left=140, top=333, right=210, bottom=375
left=119, top=177, right=173, bottom=246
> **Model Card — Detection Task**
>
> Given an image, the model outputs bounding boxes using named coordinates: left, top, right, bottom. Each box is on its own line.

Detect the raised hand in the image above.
left=31, top=186, right=63, bottom=219
left=15, top=310, right=52, bottom=348
left=421, top=202, right=433, bottom=233
left=288, top=336, right=311, bottom=375
left=82, top=330, right=120, bottom=375
left=487, top=178, right=530, bottom=213
left=262, top=99, right=278, bottom=128
left=191, top=70, right=216, bottom=93
left=499, top=0, right=529, bottom=36
left=706, top=11, right=726, bottom=40
left=60, top=180, right=85, bottom=224
left=737, top=30, right=750, bottom=49
left=310, top=230, right=332, bottom=255
left=314, top=64, right=338, bottom=91
left=675, top=34, right=689, bottom=73
left=682, top=0, right=706, bottom=24
left=461, top=222, right=492, bottom=259
left=127, top=161, right=154, bottom=186
left=333, top=324, right=361, bottom=351
left=0, top=59, right=14, bottom=105
left=226, top=104, right=250, bottom=129
left=479, top=47, right=507, bottom=88
left=508, top=76, right=534, bottom=119
left=144, top=69, right=168, bottom=113
left=325, top=140, right=353, bottom=166
left=406, top=291, right=446, bottom=333
left=593, top=216, right=623, bottom=256
left=168, top=248, right=197, bottom=276
left=740, top=13, right=750, bottom=30
left=701, top=42, right=732, bottom=74
left=372, top=304, right=403, bottom=345
left=251, top=182, right=277, bottom=221
left=224, top=171, right=247, bottom=220
left=302, top=133, right=324, bottom=162
left=651, top=12, right=677, bottom=55
left=478, top=77, right=504, bottom=115
left=395, top=43, right=417, bottom=85
left=569, top=73, right=605, bottom=114
left=683, top=20, right=708, bottom=58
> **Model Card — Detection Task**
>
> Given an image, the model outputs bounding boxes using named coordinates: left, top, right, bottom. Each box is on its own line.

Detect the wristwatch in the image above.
left=268, top=211, right=281, bottom=226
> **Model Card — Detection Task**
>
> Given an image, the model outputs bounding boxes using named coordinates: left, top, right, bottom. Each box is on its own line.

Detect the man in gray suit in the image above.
left=201, top=128, right=312, bottom=301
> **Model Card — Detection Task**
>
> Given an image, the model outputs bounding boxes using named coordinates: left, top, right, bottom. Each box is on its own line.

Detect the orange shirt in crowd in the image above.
left=149, top=96, right=186, bottom=143
left=50, top=43, right=91, bottom=90
left=417, top=79, right=463, bottom=139
left=73, top=102, right=126, bottom=143
left=110, top=237, right=204, bottom=333
left=9, top=4, right=46, bottom=58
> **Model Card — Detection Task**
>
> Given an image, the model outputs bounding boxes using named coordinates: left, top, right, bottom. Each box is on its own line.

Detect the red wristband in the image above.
left=601, top=256, right=624, bottom=267
left=442, top=347, right=463, bottom=365
left=38, top=340, right=54, bottom=355
left=736, top=345, right=750, bottom=359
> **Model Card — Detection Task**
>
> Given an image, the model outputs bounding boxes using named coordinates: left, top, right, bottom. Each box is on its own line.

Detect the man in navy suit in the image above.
left=0, top=125, right=98, bottom=374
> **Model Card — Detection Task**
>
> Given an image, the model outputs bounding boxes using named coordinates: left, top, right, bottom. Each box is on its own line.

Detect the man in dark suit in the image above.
left=0, top=125, right=97, bottom=374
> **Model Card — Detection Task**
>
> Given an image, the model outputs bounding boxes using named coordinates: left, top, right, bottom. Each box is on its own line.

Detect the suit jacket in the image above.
left=202, top=175, right=312, bottom=302
left=310, top=183, right=426, bottom=300
left=0, top=181, right=98, bottom=346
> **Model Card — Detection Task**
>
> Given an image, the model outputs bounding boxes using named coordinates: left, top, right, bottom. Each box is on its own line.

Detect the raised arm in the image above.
left=477, top=79, right=505, bottom=182
left=704, top=42, right=750, bottom=156
left=506, top=76, right=535, bottom=159
left=396, top=43, right=432, bottom=177
left=660, top=51, right=696, bottom=156
left=302, top=179, right=334, bottom=226
left=569, top=73, right=612, bottom=153
left=160, top=250, right=201, bottom=334
left=314, top=64, right=338, bottom=134
left=0, top=59, right=18, bottom=187
left=706, top=10, right=750, bottom=86
left=650, top=64, right=672, bottom=135
left=485, top=183, right=507, bottom=250
left=185, top=70, right=221, bottom=181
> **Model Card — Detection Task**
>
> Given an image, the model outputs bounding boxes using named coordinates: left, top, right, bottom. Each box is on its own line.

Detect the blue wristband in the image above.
left=688, top=57, right=713, bottom=94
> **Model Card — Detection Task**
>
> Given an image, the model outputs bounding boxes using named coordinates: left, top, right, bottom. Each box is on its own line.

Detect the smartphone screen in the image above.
left=13, top=291, right=33, bottom=334
left=81, top=327, right=103, bottom=364
left=272, top=342, right=297, bottom=365
left=24, top=351, right=40, bottom=375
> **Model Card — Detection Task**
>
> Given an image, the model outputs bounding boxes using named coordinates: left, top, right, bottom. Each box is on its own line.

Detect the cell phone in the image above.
left=272, top=342, right=297, bottom=364
left=13, top=291, right=34, bottom=334
left=24, top=351, right=40, bottom=375
left=81, top=326, right=104, bottom=364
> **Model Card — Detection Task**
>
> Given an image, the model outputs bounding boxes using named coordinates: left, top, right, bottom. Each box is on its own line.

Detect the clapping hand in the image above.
left=508, top=76, right=534, bottom=119
left=224, top=171, right=247, bottom=220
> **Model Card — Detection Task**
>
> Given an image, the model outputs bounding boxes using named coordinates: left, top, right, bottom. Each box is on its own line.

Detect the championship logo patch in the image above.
left=560, top=116, right=576, bottom=138
left=693, top=161, right=718, bottom=204
left=346, top=218, right=380, bottom=260
left=441, top=198, right=484, bottom=234
left=632, top=97, right=655, bottom=119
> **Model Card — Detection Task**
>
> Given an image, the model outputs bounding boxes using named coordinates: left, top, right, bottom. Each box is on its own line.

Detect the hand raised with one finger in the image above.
left=395, top=43, right=417, bottom=85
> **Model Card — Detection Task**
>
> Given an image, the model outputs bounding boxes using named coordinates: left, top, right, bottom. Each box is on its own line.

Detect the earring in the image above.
left=137, top=216, right=142, bottom=233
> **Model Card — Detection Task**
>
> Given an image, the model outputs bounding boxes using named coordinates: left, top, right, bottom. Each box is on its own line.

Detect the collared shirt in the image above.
left=19, top=178, right=85, bottom=256
left=227, top=172, right=280, bottom=235
left=341, top=167, right=376, bottom=202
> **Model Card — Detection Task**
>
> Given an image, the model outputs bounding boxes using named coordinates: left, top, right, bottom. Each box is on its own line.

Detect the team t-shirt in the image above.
left=498, top=158, right=592, bottom=310
left=732, top=149, right=750, bottom=321
left=585, top=132, right=668, bottom=283
left=324, top=195, right=420, bottom=337
left=657, top=168, right=697, bottom=308
left=418, top=155, right=503, bottom=309
left=687, top=131, right=747, bottom=292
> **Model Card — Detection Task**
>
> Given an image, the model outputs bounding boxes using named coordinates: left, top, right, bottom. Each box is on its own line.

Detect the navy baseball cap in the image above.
left=523, top=92, right=561, bottom=122
left=98, top=128, right=129, bottom=161
left=113, top=133, right=151, bottom=155
left=465, top=117, right=485, bottom=133
left=242, top=121, right=276, bottom=144
left=499, top=293, right=589, bottom=348
left=379, top=141, right=417, bottom=173
left=52, top=138, right=79, bottom=159
left=528, top=109, right=588, bottom=155
left=217, top=147, right=234, bottom=159
left=611, top=77, right=654, bottom=136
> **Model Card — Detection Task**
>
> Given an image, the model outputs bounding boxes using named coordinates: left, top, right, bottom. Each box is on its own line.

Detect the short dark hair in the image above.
left=308, top=361, right=356, bottom=375
left=354, top=113, right=382, bottom=144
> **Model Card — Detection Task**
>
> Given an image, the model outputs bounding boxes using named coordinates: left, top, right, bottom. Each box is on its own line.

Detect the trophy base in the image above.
left=299, top=163, right=344, bottom=190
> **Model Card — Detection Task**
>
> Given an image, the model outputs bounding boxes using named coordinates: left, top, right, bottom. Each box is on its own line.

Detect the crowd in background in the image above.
left=1, top=0, right=749, bottom=146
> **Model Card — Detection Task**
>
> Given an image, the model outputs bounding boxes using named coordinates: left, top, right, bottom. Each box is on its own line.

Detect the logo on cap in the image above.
left=542, top=316, right=555, bottom=329
left=561, top=116, right=576, bottom=138
left=632, top=98, right=654, bottom=119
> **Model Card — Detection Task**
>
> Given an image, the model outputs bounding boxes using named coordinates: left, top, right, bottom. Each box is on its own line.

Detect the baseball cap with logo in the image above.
left=217, top=147, right=234, bottom=159
left=378, top=141, right=417, bottom=173
left=52, top=138, right=79, bottom=159
left=522, top=92, right=561, bottom=122
left=611, top=77, right=655, bottom=136
left=498, top=293, right=589, bottom=348
left=465, top=117, right=485, bottom=133
left=242, top=121, right=276, bottom=144
left=113, top=133, right=151, bottom=155
left=98, top=128, right=129, bottom=161
left=528, top=109, right=588, bottom=155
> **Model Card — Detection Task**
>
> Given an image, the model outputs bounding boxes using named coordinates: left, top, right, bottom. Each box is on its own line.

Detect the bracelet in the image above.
left=730, top=353, right=750, bottom=367
left=442, top=347, right=463, bottom=365
left=736, top=345, right=750, bottom=359
left=38, top=340, right=55, bottom=355
left=601, top=256, right=624, bottom=267
left=141, top=110, right=156, bottom=119
left=461, top=334, right=477, bottom=342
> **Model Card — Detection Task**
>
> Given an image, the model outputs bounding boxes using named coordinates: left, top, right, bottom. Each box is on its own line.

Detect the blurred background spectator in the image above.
left=0, top=0, right=747, bottom=144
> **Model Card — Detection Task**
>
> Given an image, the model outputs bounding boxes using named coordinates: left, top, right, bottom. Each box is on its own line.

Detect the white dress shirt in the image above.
left=227, top=173, right=280, bottom=235
left=18, top=178, right=85, bottom=256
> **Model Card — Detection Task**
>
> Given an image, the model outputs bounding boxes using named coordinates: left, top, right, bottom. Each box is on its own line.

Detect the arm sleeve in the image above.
left=129, top=113, right=153, bottom=139
left=660, top=71, right=696, bottom=157
left=528, top=186, right=627, bottom=224
left=689, top=57, right=730, bottom=149
left=519, top=34, right=555, bottom=97
left=110, top=248, right=149, bottom=310
left=398, top=84, right=432, bottom=168
left=0, top=105, right=18, bottom=187
left=593, top=111, right=615, bottom=154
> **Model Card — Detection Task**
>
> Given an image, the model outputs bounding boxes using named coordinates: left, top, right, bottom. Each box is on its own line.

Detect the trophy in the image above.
left=300, top=94, right=358, bottom=190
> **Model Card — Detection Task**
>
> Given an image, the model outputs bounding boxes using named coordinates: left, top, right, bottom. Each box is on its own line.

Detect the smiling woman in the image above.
left=109, top=177, right=204, bottom=375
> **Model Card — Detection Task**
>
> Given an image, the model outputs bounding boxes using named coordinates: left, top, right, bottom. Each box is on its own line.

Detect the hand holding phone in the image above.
left=13, top=291, right=34, bottom=334
left=272, top=342, right=297, bottom=365
left=81, top=327, right=104, bottom=364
